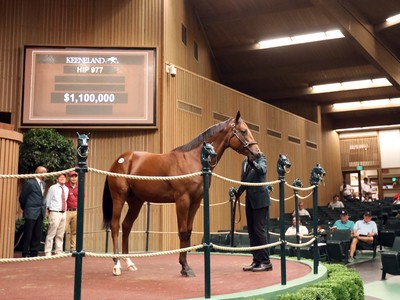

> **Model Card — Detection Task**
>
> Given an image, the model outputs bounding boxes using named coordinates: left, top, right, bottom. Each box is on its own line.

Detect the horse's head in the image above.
left=309, top=164, right=326, bottom=186
left=76, top=132, right=90, bottom=159
left=227, top=111, right=261, bottom=161
left=277, top=154, right=291, bottom=178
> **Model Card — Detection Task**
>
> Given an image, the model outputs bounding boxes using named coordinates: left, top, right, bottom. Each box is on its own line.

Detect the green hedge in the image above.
left=277, top=264, right=364, bottom=300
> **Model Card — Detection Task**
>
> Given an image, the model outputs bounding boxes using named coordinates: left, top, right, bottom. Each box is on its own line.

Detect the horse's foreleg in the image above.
left=179, top=200, right=202, bottom=277
left=178, top=231, right=194, bottom=277
left=176, top=197, right=195, bottom=277
left=121, top=200, right=143, bottom=272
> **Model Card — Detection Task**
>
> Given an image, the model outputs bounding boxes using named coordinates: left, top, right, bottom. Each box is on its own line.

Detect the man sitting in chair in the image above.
left=348, top=211, right=377, bottom=263
left=331, top=210, right=354, bottom=232
left=285, top=217, right=309, bottom=236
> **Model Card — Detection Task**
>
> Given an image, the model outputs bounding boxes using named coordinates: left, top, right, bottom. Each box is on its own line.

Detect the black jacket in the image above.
left=237, top=155, right=270, bottom=209
left=19, top=179, right=46, bottom=220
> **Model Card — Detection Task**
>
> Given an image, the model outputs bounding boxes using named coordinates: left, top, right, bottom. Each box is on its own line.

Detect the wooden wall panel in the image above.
left=164, top=0, right=218, bottom=80
left=0, top=128, right=23, bottom=258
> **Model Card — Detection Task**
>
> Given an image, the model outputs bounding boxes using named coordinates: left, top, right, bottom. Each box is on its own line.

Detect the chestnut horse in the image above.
left=102, top=111, right=261, bottom=276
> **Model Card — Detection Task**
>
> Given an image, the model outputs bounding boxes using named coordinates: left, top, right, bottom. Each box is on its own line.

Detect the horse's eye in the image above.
left=241, top=129, right=247, bottom=135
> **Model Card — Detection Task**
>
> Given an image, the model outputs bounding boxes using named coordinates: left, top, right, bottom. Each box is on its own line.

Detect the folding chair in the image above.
left=326, top=229, right=351, bottom=263
left=381, top=236, right=400, bottom=280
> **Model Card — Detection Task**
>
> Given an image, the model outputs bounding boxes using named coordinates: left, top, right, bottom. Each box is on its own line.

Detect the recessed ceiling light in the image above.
left=386, top=14, right=400, bottom=24
left=361, top=99, right=390, bottom=106
left=258, top=30, right=344, bottom=49
left=312, top=78, right=391, bottom=93
left=332, top=102, right=361, bottom=109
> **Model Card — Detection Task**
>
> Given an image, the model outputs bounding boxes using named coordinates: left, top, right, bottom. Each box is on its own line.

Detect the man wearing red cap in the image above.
left=65, top=171, right=78, bottom=251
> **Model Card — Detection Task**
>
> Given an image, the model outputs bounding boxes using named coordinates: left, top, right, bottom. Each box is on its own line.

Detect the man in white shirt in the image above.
left=285, top=217, right=309, bottom=236
left=328, top=194, right=344, bottom=210
left=339, top=180, right=352, bottom=201
left=348, top=211, right=378, bottom=263
left=292, top=201, right=311, bottom=218
left=44, top=173, right=69, bottom=256
left=361, top=177, right=372, bottom=200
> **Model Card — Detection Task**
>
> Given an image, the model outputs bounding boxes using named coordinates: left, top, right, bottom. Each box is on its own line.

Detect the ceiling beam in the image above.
left=198, top=0, right=312, bottom=26
left=375, top=18, right=400, bottom=32
left=329, top=108, right=400, bottom=129
left=252, top=86, right=398, bottom=102
left=222, top=57, right=371, bottom=84
left=310, top=0, right=400, bottom=89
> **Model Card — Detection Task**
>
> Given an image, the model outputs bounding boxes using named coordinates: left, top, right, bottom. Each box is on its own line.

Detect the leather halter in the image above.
left=228, top=123, right=258, bottom=155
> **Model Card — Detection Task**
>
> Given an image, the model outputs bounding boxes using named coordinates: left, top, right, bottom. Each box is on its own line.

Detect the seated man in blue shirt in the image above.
left=348, top=211, right=378, bottom=262
left=332, top=210, right=354, bottom=231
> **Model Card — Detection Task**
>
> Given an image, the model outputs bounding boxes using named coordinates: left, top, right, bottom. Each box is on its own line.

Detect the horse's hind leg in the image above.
left=109, top=192, right=126, bottom=276
left=121, top=199, right=143, bottom=271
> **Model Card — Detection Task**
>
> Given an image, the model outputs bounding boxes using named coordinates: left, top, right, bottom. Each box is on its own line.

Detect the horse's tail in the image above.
left=102, top=176, right=113, bottom=230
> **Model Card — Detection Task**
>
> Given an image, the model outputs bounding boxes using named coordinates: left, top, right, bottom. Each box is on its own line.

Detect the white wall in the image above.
left=379, top=129, right=400, bottom=168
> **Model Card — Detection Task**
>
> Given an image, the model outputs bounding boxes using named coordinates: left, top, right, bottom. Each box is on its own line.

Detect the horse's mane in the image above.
left=172, top=118, right=233, bottom=152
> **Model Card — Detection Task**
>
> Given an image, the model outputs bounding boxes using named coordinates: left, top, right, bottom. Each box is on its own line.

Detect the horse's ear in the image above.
left=76, top=132, right=80, bottom=137
left=235, top=111, right=241, bottom=123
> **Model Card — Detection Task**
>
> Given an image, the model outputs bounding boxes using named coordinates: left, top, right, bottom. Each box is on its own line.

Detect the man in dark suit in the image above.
left=235, top=153, right=272, bottom=272
left=19, top=166, right=47, bottom=257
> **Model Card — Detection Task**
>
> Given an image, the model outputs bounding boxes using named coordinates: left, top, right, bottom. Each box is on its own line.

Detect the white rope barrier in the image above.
left=211, top=172, right=281, bottom=186
left=284, top=181, right=316, bottom=191
left=85, top=244, right=204, bottom=259
left=2, top=166, right=322, bottom=263
left=0, top=168, right=75, bottom=179
left=0, top=253, right=72, bottom=264
left=286, top=237, right=316, bottom=247
left=88, top=167, right=202, bottom=180
left=213, top=240, right=282, bottom=252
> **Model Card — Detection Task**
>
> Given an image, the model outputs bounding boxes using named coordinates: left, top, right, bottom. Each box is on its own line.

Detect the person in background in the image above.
left=393, top=192, right=400, bottom=205
left=393, top=178, right=400, bottom=188
left=235, top=153, right=272, bottom=272
left=395, top=209, right=400, bottom=220
left=331, top=210, right=354, bottom=232
left=351, top=192, right=360, bottom=202
left=340, top=179, right=353, bottom=202
left=328, top=194, right=344, bottom=210
left=285, top=217, right=309, bottom=236
left=44, top=173, right=69, bottom=256
left=348, top=211, right=378, bottom=263
left=292, top=201, right=311, bottom=218
left=361, top=177, right=373, bottom=200
left=19, top=166, right=47, bottom=257
left=65, top=171, right=78, bottom=252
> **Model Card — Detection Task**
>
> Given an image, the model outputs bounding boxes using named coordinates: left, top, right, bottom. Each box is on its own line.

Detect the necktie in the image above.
left=61, top=186, right=66, bottom=212
left=40, top=181, right=45, bottom=195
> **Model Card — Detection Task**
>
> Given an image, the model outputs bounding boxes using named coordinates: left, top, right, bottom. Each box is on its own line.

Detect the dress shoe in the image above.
left=252, top=263, right=273, bottom=272
left=243, top=262, right=258, bottom=271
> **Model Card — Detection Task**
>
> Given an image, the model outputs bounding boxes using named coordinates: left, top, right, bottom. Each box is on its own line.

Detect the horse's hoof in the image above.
left=127, top=264, right=137, bottom=271
left=181, top=269, right=196, bottom=277
left=113, top=267, right=121, bottom=276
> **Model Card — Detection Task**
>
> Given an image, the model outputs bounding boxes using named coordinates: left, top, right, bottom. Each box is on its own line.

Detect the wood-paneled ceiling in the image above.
left=190, top=0, right=400, bottom=130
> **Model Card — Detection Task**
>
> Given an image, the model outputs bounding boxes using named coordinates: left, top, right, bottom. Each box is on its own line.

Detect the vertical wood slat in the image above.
left=0, top=129, right=23, bottom=258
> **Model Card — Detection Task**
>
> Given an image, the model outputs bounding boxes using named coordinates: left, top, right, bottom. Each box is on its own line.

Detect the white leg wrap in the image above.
left=113, top=260, right=122, bottom=276
left=124, top=258, right=138, bottom=271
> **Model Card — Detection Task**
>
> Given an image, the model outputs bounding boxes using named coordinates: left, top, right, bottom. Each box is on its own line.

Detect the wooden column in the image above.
left=0, top=124, right=23, bottom=258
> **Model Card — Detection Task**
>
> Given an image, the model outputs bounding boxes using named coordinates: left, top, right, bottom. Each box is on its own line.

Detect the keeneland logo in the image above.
left=65, top=56, right=119, bottom=64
